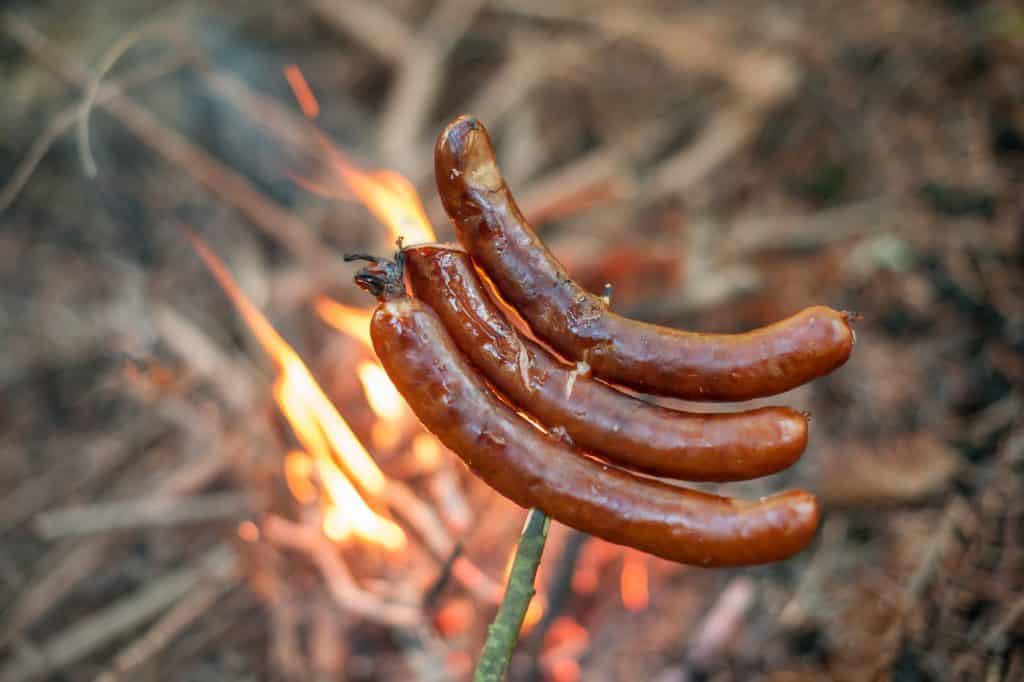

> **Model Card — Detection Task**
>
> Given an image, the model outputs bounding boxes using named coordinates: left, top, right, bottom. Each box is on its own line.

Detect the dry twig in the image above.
left=377, top=0, right=486, bottom=175
left=305, top=0, right=412, bottom=63
left=261, top=514, right=423, bottom=628
left=34, top=491, right=252, bottom=539
left=1, top=438, right=233, bottom=644
left=0, top=545, right=237, bottom=682
left=0, top=50, right=189, bottom=213
left=93, top=574, right=237, bottom=682
left=3, top=15, right=334, bottom=270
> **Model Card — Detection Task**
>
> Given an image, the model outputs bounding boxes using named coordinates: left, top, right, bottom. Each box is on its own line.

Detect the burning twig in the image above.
left=474, top=508, right=550, bottom=682
left=261, top=514, right=422, bottom=628
left=422, top=542, right=465, bottom=608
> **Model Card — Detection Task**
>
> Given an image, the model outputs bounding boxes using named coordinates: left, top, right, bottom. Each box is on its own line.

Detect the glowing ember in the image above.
left=315, top=298, right=374, bottom=351
left=522, top=595, right=546, bottom=632
left=237, top=520, right=260, bottom=542
left=546, top=616, right=589, bottom=649
left=436, top=598, right=475, bottom=636
left=411, top=433, right=442, bottom=470
left=542, top=617, right=588, bottom=682
left=620, top=549, right=649, bottom=612
left=549, top=658, right=581, bottom=682
left=188, top=233, right=404, bottom=550
left=571, top=567, right=599, bottom=595
left=283, top=64, right=320, bottom=119
left=284, top=449, right=318, bottom=504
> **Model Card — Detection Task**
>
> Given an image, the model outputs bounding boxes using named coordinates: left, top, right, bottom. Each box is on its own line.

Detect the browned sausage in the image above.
left=434, top=115, right=855, bottom=401
left=404, top=244, right=808, bottom=482
left=354, top=262, right=820, bottom=566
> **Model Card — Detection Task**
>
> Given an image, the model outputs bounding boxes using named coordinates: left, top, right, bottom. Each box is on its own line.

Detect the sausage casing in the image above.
left=370, top=295, right=820, bottom=566
left=435, top=115, right=854, bottom=401
left=404, top=244, right=809, bottom=481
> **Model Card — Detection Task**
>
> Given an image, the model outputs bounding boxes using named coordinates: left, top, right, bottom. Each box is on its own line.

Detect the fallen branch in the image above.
left=1, top=436, right=233, bottom=644
left=34, top=491, right=252, bottom=539
left=377, top=0, right=485, bottom=175
left=3, top=15, right=334, bottom=270
left=0, top=545, right=237, bottom=682
left=305, top=0, right=412, bottom=64
left=93, top=574, right=236, bottom=682
left=0, top=49, right=189, bottom=213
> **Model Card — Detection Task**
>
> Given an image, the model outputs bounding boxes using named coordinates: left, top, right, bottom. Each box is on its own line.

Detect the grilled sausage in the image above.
left=353, top=259, right=820, bottom=566
left=404, top=244, right=808, bottom=481
left=434, top=115, right=854, bottom=401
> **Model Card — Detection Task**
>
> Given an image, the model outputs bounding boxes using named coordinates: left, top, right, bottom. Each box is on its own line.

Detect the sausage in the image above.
left=354, top=261, right=820, bottom=566
left=404, top=244, right=809, bottom=482
left=434, top=115, right=855, bottom=401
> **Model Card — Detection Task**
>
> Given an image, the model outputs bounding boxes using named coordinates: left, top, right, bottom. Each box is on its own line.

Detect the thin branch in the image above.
left=305, top=0, right=412, bottom=64
left=0, top=546, right=236, bottom=682
left=77, top=20, right=186, bottom=177
left=34, top=492, right=252, bottom=539
left=474, top=508, right=550, bottom=682
left=3, top=14, right=330, bottom=267
left=0, top=50, right=188, bottom=213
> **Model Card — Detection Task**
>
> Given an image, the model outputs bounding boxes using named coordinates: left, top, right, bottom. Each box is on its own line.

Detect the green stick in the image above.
left=473, top=508, right=550, bottom=681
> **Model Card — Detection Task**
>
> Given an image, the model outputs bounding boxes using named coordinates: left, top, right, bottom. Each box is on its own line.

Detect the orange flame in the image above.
left=285, top=66, right=435, bottom=245
left=411, top=433, right=442, bottom=470
left=188, top=233, right=404, bottom=551
left=299, top=130, right=437, bottom=246
left=315, top=298, right=374, bottom=351
left=284, top=449, right=318, bottom=504
left=523, top=595, right=546, bottom=632
left=357, top=361, right=406, bottom=421
left=283, top=64, right=320, bottom=119
left=620, top=550, right=649, bottom=612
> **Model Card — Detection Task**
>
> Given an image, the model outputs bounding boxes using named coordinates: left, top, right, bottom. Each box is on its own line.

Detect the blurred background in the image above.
left=1, top=1, right=1022, bottom=680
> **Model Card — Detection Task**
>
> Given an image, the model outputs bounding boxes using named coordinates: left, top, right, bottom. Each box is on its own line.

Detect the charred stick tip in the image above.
left=346, top=240, right=407, bottom=302
left=343, top=253, right=382, bottom=264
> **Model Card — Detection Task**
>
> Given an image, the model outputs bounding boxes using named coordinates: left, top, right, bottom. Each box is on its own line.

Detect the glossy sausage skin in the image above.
left=370, top=295, right=821, bottom=566
left=404, top=244, right=809, bottom=482
left=435, top=115, right=855, bottom=401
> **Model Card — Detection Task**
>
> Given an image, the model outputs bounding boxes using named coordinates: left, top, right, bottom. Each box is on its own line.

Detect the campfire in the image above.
left=174, top=74, right=678, bottom=680
left=4, top=4, right=1021, bottom=682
